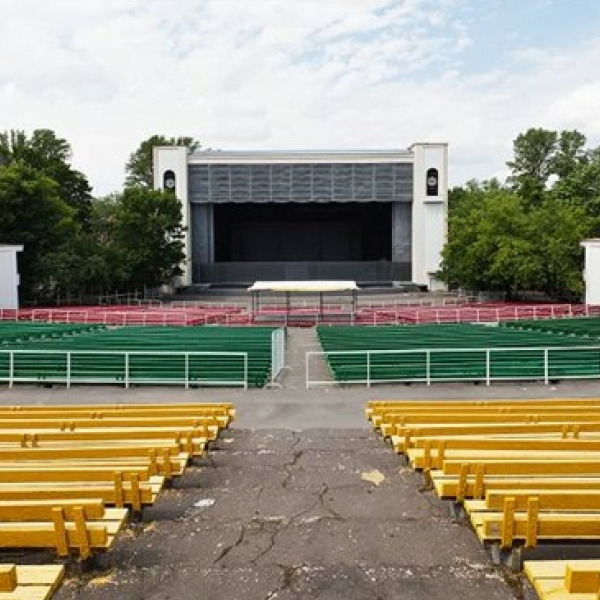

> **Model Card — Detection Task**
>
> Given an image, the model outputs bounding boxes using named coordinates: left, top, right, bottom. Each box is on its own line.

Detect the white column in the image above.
left=153, top=146, right=192, bottom=286
left=410, top=143, right=448, bottom=290
left=0, top=245, right=23, bottom=309
left=582, top=240, right=600, bottom=305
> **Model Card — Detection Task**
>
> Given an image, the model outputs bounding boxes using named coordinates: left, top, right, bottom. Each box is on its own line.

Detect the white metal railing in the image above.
left=170, top=300, right=248, bottom=309
left=0, top=349, right=248, bottom=389
left=355, top=304, right=600, bottom=326
left=306, top=345, right=600, bottom=388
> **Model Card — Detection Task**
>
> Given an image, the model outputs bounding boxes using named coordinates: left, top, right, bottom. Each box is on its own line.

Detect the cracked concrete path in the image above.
left=55, top=429, right=524, bottom=600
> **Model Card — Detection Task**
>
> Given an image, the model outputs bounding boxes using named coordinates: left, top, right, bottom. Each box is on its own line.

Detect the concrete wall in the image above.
left=582, top=240, right=600, bottom=305
left=0, top=245, right=23, bottom=308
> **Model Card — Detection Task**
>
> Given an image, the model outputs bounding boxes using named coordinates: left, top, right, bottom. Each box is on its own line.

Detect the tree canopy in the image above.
left=0, top=129, right=93, bottom=225
left=0, top=162, right=78, bottom=297
left=125, top=134, right=200, bottom=188
left=440, top=127, right=600, bottom=299
left=0, top=129, right=191, bottom=303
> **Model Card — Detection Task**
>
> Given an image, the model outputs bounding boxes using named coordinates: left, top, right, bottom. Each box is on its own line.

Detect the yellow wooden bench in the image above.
left=367, top=398, right=600, bottom=420
left=367, top=398, right=600, bottom=569
left=389, top=423, right=600, bottom=453
left=0, top=464, right=153, bottom=483
left=0, top=474, right=164, bottom=510
left=433, top=474, right=600, bottom=500
left=466, top=490, right=600, bottom=513
left=378, top=413, right=600, bottom=439
left=0, top=416, right=227, bottom=432
left=441, top=459, right=600, bottom=477
left=0, top=401, right=235, bottom=419
left=0, top=512, right=126, bottom=559
left=0, top=427, right=210, bottom=453
left=470, top=499, right=600, bottom=549
left=0, top=564, right=64, bottom=600
left=0, top=498, right=108, bottom=521
left=0, top=444, right=190, bottom=474
left=525, top=560, right=600, bottom=600
left=408, top=447, right=600, bottom=471
left=0, top=401, right=233, bottom=598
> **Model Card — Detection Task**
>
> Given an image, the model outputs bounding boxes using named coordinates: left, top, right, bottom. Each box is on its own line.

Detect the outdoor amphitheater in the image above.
left=2, top=288, right=600, bottom=600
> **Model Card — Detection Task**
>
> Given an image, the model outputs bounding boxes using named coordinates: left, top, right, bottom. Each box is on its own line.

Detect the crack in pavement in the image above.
left=317, top=484, right=345, bottom=521
left=247, top=484, right=348, bottom=566
left=249, top=520, right=280, bottom=566
left=282, top=432, right=303, bottom=489
left=213, top=524, right=247, bottom=564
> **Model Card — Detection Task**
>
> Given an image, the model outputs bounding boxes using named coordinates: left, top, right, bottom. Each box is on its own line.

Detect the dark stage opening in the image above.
left=214, top=203, right=391, bottom=262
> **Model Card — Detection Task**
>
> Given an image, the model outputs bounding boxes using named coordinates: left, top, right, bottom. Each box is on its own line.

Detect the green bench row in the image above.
left=502, top=317, right=600, bottom=339
left=317, top=324, right=600, bottom=384
left=0, top=325, right=278, bottom=388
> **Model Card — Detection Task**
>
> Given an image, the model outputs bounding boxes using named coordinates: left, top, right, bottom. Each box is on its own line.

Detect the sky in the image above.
left=1, top=0, right=600, bottom=196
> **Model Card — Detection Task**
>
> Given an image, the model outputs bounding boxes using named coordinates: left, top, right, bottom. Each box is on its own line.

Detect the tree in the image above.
left=110, top=187, right=185, bottom=289
left=0, top=129, right=93, bottom=225
left=507, top=128, right=558, bottom=188
left=552, top=149, right=600, bottom=219
left=529, top=198, right=594, bottom=298
left=0, top=162, right=78, bottom=298
left=440, top=186, right=536, bottom=294
left=438, top=180, right=594, bottom=299
left=125, top=135, right=200, bottom=188
left=551, top=129, right=588, bottom=179
left=507, top=128, right=589, bottom=204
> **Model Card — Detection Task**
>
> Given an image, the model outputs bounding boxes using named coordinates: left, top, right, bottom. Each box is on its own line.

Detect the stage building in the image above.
left=153, top=143, right=448, bottom=289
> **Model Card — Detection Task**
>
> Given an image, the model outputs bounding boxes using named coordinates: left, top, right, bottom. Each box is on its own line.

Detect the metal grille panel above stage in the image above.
left=189, top=163, right=413, bottom=204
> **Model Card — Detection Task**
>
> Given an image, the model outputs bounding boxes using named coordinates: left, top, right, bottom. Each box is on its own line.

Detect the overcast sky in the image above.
left=1, top=0, right=599, bottom=196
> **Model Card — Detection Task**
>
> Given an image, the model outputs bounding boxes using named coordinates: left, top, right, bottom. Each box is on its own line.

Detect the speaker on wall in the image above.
left=426, top=168, right=438, bottom=196
left=163, top=170, right=176, bottom=191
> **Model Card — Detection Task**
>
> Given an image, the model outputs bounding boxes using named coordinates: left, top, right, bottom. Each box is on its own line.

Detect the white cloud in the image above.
left=0, top=0, right=598, bottom=194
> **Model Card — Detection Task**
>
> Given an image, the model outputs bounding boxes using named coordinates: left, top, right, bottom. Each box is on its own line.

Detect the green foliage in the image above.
left=442, top=127, right=600, bottom=299
left=125, top=134, right=200, bottom=188
left=0, top=162, right=78, bottom=297
left=110, top=187, right=185, bottom=289
left=507, top=128, right=589, bottom=199
left=552, top=152, right=600, bottom=218
left=0, top=129, right=92, bottom=225
left=0, top=130, right=188, bottom=302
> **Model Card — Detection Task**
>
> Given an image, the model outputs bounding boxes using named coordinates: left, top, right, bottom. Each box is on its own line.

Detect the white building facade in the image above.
left=154, top=143, right=448, bottom=289
left=0, top=245, right=23, bottom=309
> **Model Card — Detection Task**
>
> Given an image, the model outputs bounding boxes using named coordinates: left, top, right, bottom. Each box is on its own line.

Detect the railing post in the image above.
left=306, top=351, right=310, bottom=389
left=66, top=352, right=71, bottom=388
left=366, top=352, right=371, bottom=388
left=426, top=350, right=431, bottom=386
left=486, top=349, right=491, bottom=386
left=271, top=330, right=276, bottom=382
left=244, top=353, right=248, bottom=390
left=125, top=352, right=130, bottom=389
left=185, top=353, right=189, bottom=390
left=9, top=351, right=14, bottom=388
left=544, top=348, right=549, bottom=385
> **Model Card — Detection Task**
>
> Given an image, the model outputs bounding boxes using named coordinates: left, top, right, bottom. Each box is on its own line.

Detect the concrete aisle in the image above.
left=278, top=327, right=333, bottom=391
left=56, top=429, right=524, bottom=600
